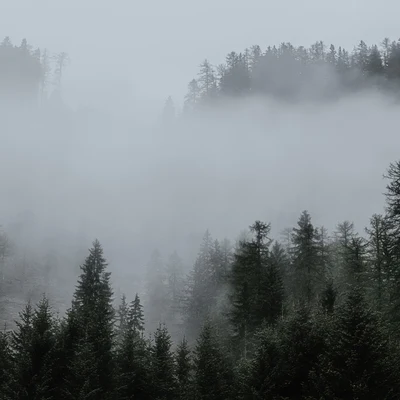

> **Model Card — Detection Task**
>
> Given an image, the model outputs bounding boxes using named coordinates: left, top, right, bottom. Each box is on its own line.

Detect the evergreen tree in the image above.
left=0, top=330, right=14, bottom=399
left=176, top=337, right=192, bottom=400
left=69, top=239, right=115, bottom=399
left=290, top=211, right=323, bottom=305
left=278, top=305, right=325, bottom=399
left=184, top=231, right=216, bottom=341
left=320, top=279, right=337, bottom=314
left=193, top=322, right=232, bottom=400
left=145, top=249, right=168, bottom=332
left=198, top=59, right=217, bottom=101
left=166, top=251, right=184, bottom=335
left=116, top=294, right=129, bottom=343
left=12, top=297, right=57, bottom=400
left=151, top=324, right=177, bottom=400
left=116, top=301, right=151, bottom=400
left=129, top=293, right=145, bottom=333
left=246, top=326, right=284, bottom=400
left=310, top=287, right=400, bottom=399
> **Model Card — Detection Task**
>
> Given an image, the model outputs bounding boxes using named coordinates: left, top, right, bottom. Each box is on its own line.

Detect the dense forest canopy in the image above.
left=2, top=34, right=400, bottom=399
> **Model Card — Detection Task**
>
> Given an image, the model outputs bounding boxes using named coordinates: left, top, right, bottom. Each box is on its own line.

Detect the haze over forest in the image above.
left=2, top=2, right=400, bottom=399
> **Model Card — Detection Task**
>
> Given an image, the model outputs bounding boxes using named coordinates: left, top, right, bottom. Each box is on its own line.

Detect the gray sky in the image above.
left=1, top=0, right=399, bottom=108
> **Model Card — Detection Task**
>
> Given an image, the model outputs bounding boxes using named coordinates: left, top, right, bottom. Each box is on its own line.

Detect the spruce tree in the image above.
left=176, top=337, right=192, bottom=400
left=69, top=239, right=115, bottom=399
left=12, top=297, right=57, bottom=400
left=151, top=324, right=177, bottom=400
left=116, top=299, right=151, bottom=400
left=129, top=293, right=145, bottom=333
left=193, top=322, right=232, bottom=400
left=290, top=211, right=323, bottom=305
left=116, top=294, right=129, bottom=343
left=145, top=249, right=168, bottom=332
left=0, top=330, right=14, bottom=399
left=310, top=287, right=400, bottom=399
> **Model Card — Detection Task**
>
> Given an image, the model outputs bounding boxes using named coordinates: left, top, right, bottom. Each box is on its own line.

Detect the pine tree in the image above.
left=290, top=211, right=323, bottom=305
left=320, top=279, right=337, bottom=314
left=69, top=239, right=115, bottom=399
left=365, top=214, right=393, bottom=312
left=145, top=249, right=168, bottom=332
left=151, top=324, right=177, bottom=400
left=198, top=59, right=217, bottom=101
left=193, top=322, right=232, bottom=400
left=278, top=305, right=325, bottom=399
left=310, top=287, right=400, bottom=399
left=116, top=294, right=129, bottom=343
left=246, top=326, right=283, bottom=399
left=12, top=297, right=57, bottom=400
left=229, top=221, right=283, bottom=358
left=0, top=330, right=14, bottom=399
left=166, top=251, right=184, bottom=338
left=176, top=337, right=192, bottom=400
left=162, top=96, right=175, bottom=126
left=129, top=293, right=145, bottom=333
left=184, top=231, right=216, bottom=341
left=116, top=301, right=152, bottom=400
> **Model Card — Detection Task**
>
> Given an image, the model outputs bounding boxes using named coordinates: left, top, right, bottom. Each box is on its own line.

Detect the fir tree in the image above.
left=129, top=293, right=145, bottom=333
left=176, top=337, right=192, bottom=400
left=290, top=211, right=323, bottom=305
left=193, top=322, right=232, bottom=400
left=151, top=324, right=177, bottom=400
left=69, top=239, right=115, bottom=399
left=0, top=330, right=14, bottom=399
left=310, top=287, right=400, bottom=399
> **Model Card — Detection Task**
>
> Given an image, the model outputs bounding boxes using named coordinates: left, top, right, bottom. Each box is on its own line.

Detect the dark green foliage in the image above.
left=320, top=280, right=337, bottom=314
left=290, top=211, right=324, bottom=306
left=12, top=296, right=57, bottom=400
left=116, top=313, right=152, bottom=400
left=176, top=337, right=192, bottom=400
left=129, top=293, right=145, bottom=333
left=193, top=322, right=233, bottom=400
left=277, top=305, right=326, bottom=399
left=230, top=221, right=284, bottom=358
left=68, top=239, right=115, bottom=399
left=246, top=326, right=283, bottom=399
left=151, top=324, right=177, bottom=400
left=0, top=330, right=14, bottom=399
left=310, top=287, right=400, bottom=399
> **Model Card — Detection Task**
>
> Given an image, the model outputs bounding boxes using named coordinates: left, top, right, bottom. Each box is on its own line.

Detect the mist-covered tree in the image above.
left=145, top=249, right=168, bottom=332
left=67, top=239, right=115, bottom=399
left=290, top=211, right=323, bottom=305
left=129, top=293, right=145, bottom=334
left=184, top=230, right=218, bottom=341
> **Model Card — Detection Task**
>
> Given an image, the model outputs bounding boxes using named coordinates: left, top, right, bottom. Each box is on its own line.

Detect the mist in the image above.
left=1, top=89, right=398, bottom=270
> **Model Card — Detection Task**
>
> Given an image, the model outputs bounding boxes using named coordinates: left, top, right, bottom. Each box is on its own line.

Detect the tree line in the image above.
left=0, top=36, right=68, bottom=104
left=161, top=37, right=400, bottom=119
left=2, top=160, right=400, bottom=399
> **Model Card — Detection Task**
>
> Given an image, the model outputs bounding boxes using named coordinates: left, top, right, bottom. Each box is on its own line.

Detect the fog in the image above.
left=1, top=1, right=400, bottom=328
left=1, top=92, right=398, bottom=271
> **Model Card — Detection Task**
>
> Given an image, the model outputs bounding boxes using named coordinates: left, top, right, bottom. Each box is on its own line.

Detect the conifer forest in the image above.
left=3, top=32, right=400, bottom=400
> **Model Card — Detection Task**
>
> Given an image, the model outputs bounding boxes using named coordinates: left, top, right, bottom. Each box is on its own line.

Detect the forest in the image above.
left=2, top=35, right=400, bottom=399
